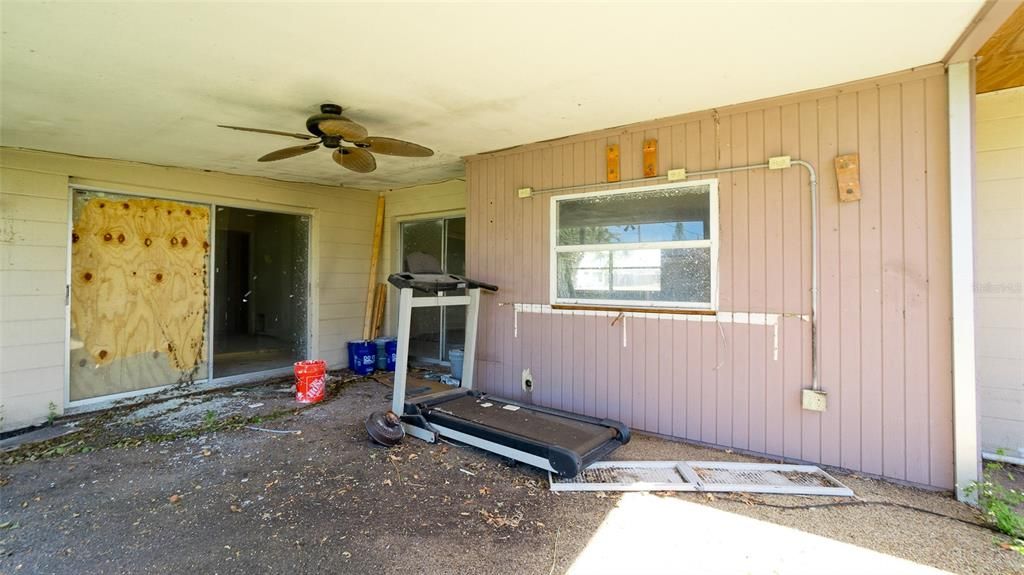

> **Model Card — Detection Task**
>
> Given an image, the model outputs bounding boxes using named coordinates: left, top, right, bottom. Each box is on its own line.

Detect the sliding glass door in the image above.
left=400, top=216, right=465, bottom=364
left=69, top=188, right=311, bottom=403
left=212, top=207, right=310, bottom=378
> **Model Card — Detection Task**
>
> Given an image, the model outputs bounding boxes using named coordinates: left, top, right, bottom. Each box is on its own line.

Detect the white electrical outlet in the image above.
left=522, top=368, right=534, bottom=392
left=802, top=389, right=827, bottom=412
left=667, top=168, right=687, bottom=181
left=768, top=155, right=792, bottom=170
left=517, top=187, right=533, bottom=198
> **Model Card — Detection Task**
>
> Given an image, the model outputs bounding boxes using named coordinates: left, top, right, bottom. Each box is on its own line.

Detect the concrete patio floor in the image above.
left=0, top=377, right=1020, bottom=575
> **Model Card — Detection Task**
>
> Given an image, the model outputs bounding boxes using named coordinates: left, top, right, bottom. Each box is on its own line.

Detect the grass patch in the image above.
left=966, top=458, right=1024, bottom=556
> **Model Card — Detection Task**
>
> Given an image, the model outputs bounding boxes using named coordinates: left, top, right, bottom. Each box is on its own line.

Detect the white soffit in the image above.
left=0, top=1, right=983, bottom=189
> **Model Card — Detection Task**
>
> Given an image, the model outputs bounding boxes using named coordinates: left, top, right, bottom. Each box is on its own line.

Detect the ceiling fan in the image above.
left=218, top=103, right=433, bottom=173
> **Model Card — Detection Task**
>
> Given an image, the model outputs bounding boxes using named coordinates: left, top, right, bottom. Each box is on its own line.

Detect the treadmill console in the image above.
left=388, top=272, right=498, bottom=294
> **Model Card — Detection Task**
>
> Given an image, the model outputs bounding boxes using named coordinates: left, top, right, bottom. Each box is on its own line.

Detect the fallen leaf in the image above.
left=230, top=505, right=242, bottom=513
left=169, top=494, right=182, bottom=504
left=479, top=487, right=491, bottom=496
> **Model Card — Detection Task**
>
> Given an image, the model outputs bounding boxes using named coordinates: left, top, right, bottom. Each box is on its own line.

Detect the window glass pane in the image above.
left=613, top=268, right=661, bottom=291
left=614, top=248, right=660, bottom=267
left=578, top=251, right=609, bottom=267
left=444, top=217, right=466, bottom=275
left=557, top=184, right=710, bottom=246
left=557, top=247, right=710, bottom=304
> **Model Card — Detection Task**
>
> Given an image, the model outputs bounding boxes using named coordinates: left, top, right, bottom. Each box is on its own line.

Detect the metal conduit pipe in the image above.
left=526, top=158, right=821, bottom=392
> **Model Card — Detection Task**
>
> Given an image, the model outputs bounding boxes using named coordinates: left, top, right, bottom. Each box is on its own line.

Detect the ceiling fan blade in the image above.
left=357, top=136, right=434, bottom=157
left=218, top=124, right=315, bottom=140
left=258, top=143, right=320, bottom=162
left=319, top=118, right=369, bottom=141
left=332, top=147, right=377, bottom=173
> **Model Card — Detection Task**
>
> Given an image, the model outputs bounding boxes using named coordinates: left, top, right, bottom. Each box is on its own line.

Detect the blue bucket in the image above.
left=385, top=339, right=398, bottom=371
left=347, top=340, right=376, bottom=375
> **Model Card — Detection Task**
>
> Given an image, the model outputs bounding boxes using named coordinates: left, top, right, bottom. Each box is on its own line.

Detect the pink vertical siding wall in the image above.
left=464, top=65, right=954, bottom=489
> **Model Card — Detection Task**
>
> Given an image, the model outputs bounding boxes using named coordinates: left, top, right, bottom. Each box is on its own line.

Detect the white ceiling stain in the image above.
left=0, top=2, right=983, bottom=189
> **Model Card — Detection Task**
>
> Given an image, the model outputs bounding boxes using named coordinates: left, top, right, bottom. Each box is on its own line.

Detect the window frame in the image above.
left=549, top=178, right=719, bottom=311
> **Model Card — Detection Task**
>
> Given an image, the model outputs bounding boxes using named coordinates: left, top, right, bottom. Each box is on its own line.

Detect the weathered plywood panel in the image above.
left=70, top=193, right=210, bottom=400
left=465, top=66, right=954, bottom=488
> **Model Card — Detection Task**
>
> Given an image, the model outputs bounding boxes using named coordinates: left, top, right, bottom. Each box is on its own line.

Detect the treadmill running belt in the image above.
left=408, top=390, right=629, bottom=476
left=432, top=395, right=618, bottom=456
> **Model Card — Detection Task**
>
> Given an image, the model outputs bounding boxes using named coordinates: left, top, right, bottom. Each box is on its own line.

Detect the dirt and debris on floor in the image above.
left=1, top=377, right=1021, bottom=575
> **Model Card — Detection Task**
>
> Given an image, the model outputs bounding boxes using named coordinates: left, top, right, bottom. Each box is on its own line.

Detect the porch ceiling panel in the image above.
left=0, top=1, right=983, bottom=189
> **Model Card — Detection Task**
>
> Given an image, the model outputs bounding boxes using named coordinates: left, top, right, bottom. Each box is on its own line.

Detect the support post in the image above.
left=461, top=288, right=481, bottom=390
left=391, top=287, right=414, bottom=415
left=948, top=60, right=981, bottom=502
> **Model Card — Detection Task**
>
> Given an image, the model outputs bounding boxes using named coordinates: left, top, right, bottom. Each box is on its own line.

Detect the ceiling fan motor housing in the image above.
left=306, top=103, right=346, bottom=138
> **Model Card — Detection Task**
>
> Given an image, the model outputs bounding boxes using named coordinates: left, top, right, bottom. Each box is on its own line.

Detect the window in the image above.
left=551, top=180, right=718, bottom=310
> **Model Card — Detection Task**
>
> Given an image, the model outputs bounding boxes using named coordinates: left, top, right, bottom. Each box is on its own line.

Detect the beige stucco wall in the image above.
left=0, top=148, right=378, bottom=430
left=377, top=179, right=466, bottom=336
left=975, top=86, right=1024, bottom=458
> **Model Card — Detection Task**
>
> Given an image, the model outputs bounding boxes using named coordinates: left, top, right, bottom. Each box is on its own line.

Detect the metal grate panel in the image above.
left=551, top=461, right=853, bottom=496
left=550, top=461, right=698, bottom=492
left=682, top=461, right=853, bottom=496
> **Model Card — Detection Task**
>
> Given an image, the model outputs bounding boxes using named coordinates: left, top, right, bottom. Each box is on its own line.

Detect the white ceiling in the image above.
left=0, top=1, right=982, bottom=190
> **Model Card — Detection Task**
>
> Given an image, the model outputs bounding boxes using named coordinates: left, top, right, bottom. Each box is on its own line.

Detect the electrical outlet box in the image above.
left=768, top=155, right=792, bottom=170
left=517, top=187, right=533, bottom=198
left=802, top=389, right=828, bottom=412
left=521, top=368, right=534, bottom=392
left=667, top=168, right=687, bottom=181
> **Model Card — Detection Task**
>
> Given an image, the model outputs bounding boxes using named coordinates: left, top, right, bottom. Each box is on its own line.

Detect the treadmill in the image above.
left=386, top=259, right=629, bottom=477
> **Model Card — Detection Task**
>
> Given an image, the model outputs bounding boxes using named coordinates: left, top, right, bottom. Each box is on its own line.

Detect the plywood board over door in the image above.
left=69, top=189, right=210, bottom=402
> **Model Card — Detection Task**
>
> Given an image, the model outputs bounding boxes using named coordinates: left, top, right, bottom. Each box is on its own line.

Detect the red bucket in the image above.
left=294, top=360, right=326, bottom=404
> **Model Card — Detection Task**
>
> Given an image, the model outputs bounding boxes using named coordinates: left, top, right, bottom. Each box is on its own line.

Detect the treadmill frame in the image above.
left=390, top=282, right=628, bottom=475
left=391, top=285, right=481, bottom=414
left=391, top=285, right=570, bottom=472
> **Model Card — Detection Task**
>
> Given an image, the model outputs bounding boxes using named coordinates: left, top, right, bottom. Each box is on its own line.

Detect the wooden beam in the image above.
left=362, top=194, right=385, bottom=339
left=976, top=3, right=1024, bottom=93
left=944, top=0, right=1022, bottom=64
